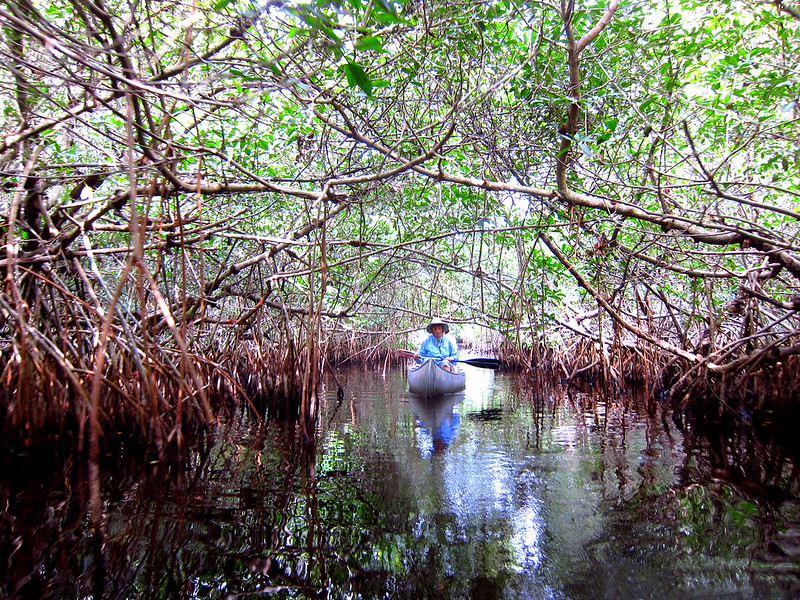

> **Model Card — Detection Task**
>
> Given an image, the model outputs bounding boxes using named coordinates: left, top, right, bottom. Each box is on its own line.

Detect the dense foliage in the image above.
left=1, top=0, right=799, bottom=431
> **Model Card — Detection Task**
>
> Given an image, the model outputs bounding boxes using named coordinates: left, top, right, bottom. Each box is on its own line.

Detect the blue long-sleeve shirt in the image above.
left=418, top=334, right=459, bottom=364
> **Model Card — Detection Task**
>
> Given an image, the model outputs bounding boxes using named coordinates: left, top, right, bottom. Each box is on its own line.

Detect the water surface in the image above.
left=2, top=366, right=799, bottom=599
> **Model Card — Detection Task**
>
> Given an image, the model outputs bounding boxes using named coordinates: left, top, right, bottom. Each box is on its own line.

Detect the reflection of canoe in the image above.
left=408, top=358, right=466, bottom=396
left=408, top=393, right=463, bottom=452
left=408, top=393, right=463, bottom=434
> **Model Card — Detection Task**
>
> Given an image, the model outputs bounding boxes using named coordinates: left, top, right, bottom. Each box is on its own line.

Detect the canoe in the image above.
left=408, top=358, right=466, bottom=396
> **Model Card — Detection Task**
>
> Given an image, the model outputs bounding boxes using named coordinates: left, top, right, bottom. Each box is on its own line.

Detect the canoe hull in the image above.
left=408, top=359, right=466, bottom=396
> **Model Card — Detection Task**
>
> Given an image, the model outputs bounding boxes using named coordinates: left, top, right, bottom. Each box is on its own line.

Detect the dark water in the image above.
left=2, top=366, right=800, bottom=599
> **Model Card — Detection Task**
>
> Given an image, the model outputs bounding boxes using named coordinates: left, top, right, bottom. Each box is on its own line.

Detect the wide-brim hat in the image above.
left=426, top=317, right=450, bottom=334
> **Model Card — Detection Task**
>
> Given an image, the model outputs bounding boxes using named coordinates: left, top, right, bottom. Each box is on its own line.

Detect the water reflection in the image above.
left=408, top=393, right=463, bottom=455
left=407, top=389, right=547, bottom=586
left=1, top=367, right=799, bottom=599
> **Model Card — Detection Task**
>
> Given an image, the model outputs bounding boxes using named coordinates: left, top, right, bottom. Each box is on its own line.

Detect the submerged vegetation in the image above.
left=1, top=0, right=799, bottom=454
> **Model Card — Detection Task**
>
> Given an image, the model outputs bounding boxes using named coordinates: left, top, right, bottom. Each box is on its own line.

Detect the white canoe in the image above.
left=408, top=358, right=466, bottom=396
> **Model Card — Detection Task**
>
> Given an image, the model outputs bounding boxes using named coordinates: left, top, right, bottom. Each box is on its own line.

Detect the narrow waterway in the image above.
left=2, top=365, right=799, bottom=599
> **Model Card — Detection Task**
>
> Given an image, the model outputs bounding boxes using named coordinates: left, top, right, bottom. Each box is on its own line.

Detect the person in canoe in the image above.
left=414, top=317, right=459, bottom=371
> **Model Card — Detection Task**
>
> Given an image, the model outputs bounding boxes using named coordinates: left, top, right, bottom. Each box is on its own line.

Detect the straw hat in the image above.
left=426, top=317, right=450, bottom=334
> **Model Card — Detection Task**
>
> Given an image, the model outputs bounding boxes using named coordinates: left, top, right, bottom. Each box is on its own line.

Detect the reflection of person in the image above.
left=414, top=317, right=459, bottom=371
left=432, top=408, right=460, bottom=452
left=409, top=393, right=462, bottom=457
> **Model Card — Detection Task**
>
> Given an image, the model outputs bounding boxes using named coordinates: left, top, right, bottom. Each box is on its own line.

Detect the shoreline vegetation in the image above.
left=2, top=325, right=798, bottom=455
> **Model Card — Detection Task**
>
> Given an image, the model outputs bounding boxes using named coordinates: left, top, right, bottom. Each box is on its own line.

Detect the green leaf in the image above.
left=342, top=61, right=373, bottom=97
left=354, top=35, right=385, bottom=52
left=639, top=97, right=657, bottom=113
left=214, top=0, right=233, bottom=9
left=375, top=0, right=402, bottom=22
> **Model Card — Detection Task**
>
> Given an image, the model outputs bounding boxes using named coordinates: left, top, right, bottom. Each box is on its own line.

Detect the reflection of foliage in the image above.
left=675, top=485, right=760, bottom=556
left=587, top=397, right=800, bottom=595
left=5, top=368, right=800, bottom=599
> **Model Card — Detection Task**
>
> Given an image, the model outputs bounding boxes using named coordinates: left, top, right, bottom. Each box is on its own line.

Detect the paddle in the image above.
left=455, top=357, right=502, bottom=369
left=398, top=349, right=501, bottom=370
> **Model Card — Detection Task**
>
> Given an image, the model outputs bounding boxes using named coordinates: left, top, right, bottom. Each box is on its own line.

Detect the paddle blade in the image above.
left=458, top=358, right=501, bottom=369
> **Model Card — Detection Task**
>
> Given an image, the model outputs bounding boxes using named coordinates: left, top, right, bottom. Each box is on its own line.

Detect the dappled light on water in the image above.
left=2, top=366, right=799, bottom=599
